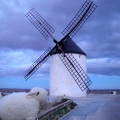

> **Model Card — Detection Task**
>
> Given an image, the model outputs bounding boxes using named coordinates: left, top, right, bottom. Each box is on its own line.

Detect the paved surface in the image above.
left=61, top=94, right=120, bottom=120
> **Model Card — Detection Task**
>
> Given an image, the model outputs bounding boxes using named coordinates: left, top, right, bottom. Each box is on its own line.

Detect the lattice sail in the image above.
left=62, top=0, right=97, bottom=38
left=24, top=47, right=52, bottom=79
left=24, top=0, right=97, bottom=80
left=25, top=8, right=55, bottom=40
left=59, top=53, right=92, bottom=91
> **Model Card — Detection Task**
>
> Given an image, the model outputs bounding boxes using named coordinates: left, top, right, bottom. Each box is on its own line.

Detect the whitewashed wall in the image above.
left=50, top=53, right=87, bottom=97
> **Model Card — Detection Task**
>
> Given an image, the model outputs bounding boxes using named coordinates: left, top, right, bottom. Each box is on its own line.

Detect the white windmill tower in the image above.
left=24, top=0, right=97, bottom=97
left=50, top=37, right=87, bottom=97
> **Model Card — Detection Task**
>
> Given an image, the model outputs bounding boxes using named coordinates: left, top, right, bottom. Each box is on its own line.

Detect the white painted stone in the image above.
left=111, top=91, right=116, bottom=95
left=50, top=53, right=87, bottom=97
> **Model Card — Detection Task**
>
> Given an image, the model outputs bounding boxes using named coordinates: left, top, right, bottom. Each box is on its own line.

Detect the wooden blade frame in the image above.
left=59, top=53, right=92, bottom=91
left=62, top=0, right=97, bottom=38
left=24, top=47, right=52, bottom=79
left=25, top=8, right=55, bottom=40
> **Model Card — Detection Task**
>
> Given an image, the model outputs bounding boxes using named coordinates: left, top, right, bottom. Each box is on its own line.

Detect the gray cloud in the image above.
left=87, top=58, right=120, bottom=75
left=0, top=0, right=120, bottom=78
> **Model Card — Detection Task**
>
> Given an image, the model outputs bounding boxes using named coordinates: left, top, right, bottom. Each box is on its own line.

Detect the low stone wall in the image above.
left=0, top=88, right=120, bottom=94
left=0, top=88, right=30, bottom=93
left=87, top=90, right=120, bottom=94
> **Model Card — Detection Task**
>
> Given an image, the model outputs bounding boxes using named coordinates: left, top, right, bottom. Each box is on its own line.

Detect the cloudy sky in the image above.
left=0, top=0, right=120, bottom=89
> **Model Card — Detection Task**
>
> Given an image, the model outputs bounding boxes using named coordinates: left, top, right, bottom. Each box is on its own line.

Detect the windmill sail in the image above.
left=59, top=53, right=92, bottom=91
left=61, top=0, right=97, bottom=39
left=24, top=0, right=97, bottom=90
left=24, top=47, right=52, bottom=79
left=25, top=8, right=55, bottom=40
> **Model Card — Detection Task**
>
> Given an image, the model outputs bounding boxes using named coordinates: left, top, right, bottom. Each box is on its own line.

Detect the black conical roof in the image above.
left=51, top=36, right=86, bottom=56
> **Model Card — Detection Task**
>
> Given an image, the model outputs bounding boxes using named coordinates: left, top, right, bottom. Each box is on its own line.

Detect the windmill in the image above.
left=24, top=0, right=97, bottom=97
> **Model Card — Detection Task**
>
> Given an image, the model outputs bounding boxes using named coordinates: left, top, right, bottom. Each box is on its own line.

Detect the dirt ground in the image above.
left=60, top=94, right=120, bottom=120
